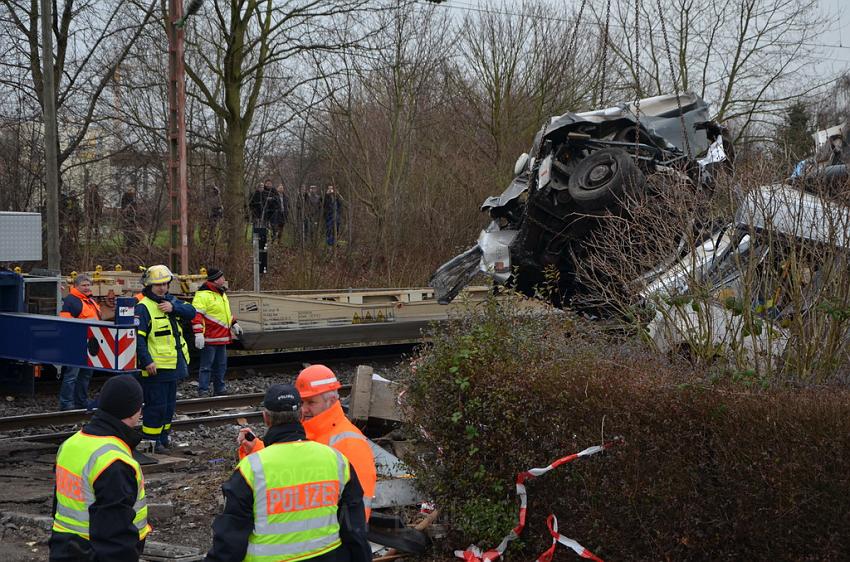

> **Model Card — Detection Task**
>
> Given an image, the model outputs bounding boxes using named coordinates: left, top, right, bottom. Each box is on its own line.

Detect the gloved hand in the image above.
left=231, top=322, right=243, bottom=337
left=194, top=333, right=205, bottom=350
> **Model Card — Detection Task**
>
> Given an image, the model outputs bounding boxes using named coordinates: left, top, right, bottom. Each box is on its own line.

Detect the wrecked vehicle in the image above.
left=430, top=92, right=731, bottom=306
left=791, top=123, right=850, bottom=191
left=643, top=182, right=850, bottom=369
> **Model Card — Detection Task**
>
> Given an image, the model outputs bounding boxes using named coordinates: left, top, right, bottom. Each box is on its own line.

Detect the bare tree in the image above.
left=449, top=1, right=606, bottom=190
left=182, top=0, right=377, bottom=278
left=597, top=0, right=833, bottom=142
left=0, top=0, right=158, bottom=178
left=312, top=3, right=454, bottom=280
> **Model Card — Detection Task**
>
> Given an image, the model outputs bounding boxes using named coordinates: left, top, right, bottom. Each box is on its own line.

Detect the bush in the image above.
left=401, top=293, right=850, bottom=560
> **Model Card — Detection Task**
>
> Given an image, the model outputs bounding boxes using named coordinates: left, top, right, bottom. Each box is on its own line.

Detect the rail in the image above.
left=0, top=385, right=354, bottom=439
left=0, top=408, right=267, bottom=443
left=0, top=392, right=265, bottom=432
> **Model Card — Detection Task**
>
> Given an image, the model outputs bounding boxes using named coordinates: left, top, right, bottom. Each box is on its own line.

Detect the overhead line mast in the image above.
left=167, top=0, right=203, bottom=275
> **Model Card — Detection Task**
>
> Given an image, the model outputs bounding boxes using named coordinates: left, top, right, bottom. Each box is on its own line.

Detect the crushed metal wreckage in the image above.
left=641, top=182, right=850, bottom=368
left=430, top=92, right=731, bottom=306
left=790, top=122, right=850, bottom=190
left=348, top=366, right=433, bottom=556
left=430, top=93, right=850, bottom=368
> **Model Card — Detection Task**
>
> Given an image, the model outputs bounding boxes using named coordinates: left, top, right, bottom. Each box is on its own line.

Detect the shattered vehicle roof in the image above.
left=545, top=93, right=712, bottom=157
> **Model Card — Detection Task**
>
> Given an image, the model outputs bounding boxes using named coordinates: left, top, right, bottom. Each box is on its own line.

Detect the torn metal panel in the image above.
left=736, top=183, right=850, bottom=249
left=368, top=437, right=423, bottom=508
left=369, top=439, right=411, bottom=479
left=372, top=477, right=424, bottom=509
left=643, top=183, right=850, bottom=368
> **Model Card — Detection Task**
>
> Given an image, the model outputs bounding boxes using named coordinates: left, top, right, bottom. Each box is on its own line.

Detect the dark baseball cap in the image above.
left=263, top=384, right=301, bottom=412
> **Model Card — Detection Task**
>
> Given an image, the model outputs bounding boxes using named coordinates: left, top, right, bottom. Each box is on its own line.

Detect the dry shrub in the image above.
left=574, top=167, right=850, bottom=384
left=401, top=294, right=850, bottom=560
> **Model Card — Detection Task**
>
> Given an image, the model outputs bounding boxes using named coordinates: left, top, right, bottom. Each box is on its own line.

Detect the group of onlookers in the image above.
left=249, top=178, right=345, bottom=246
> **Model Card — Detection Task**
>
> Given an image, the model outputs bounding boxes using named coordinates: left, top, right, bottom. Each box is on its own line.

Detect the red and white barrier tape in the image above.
left=536, top=515, right=602, bottom=562
left=454, top=439, right=622, bottom=562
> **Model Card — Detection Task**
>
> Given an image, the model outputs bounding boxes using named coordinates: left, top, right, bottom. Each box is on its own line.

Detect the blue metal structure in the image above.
left=0, top=270, right=139, bottom=394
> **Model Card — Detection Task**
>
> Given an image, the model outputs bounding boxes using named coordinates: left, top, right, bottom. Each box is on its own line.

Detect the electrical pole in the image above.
left=167, top=0, right=189, bottom=275
left=40, top=0, right=60, bottom=273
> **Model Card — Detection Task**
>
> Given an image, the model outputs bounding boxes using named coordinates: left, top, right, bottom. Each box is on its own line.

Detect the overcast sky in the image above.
left=429, top=0, right=850, bottom=77
left=819, top=0, right=850, bottom=74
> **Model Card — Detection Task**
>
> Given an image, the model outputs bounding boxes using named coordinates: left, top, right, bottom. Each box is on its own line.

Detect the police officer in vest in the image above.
left=206, top=384, right=371, bottom=562
left=240, top=365, right=377, bottom=520
left=135, top=264, right=196, bottom=452
left=49, top=375, right=151, bottom=561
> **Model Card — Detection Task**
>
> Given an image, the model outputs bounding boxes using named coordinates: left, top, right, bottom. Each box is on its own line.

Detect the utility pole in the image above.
left=40, top=0, right=60, bottom=273
left=167, top=0, right=189, bottom=275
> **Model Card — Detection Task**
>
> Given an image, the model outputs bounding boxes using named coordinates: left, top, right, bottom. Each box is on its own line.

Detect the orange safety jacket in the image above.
left=60, top=287, right=102, bottom=320
left=239, top=401, right=377, bottom=519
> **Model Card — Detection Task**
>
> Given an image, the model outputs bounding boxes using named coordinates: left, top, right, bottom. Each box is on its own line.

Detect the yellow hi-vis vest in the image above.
left=52, top=432, right=151, bottom=540
left=138, top=297, right=189, bottom=371
left=191, top=288, right=233, bottom=344
left=238, top=440, right=350, bottom=562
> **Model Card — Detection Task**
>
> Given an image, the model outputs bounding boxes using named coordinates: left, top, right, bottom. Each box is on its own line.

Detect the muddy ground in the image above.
left=0, top=359, right=458, bottom=561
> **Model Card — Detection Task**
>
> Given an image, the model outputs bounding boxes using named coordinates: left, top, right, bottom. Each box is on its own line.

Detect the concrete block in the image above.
left=146, top=502, right=174, bottom=521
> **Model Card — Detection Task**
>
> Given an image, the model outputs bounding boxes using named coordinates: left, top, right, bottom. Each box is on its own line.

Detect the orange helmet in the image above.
left=295, top=364, right=341, bottom=398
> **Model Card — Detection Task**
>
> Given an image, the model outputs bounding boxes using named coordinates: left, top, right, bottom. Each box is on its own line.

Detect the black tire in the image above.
left=567, top=148, right=645, bottom=211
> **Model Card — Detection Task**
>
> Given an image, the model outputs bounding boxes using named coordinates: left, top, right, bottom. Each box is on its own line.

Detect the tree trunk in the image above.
left=222, top=123, right=248, bottom=283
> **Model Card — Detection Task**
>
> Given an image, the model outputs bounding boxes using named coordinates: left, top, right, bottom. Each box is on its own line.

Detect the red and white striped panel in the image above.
left=86, top=327, right=136, bottom=371
left=116, top=329, right=136, bottom=370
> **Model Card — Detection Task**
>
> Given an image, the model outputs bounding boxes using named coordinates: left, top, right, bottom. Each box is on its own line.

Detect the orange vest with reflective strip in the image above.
left=60, top=287, right=101, bottom=320
left=303, top=401, right=376, bottom=518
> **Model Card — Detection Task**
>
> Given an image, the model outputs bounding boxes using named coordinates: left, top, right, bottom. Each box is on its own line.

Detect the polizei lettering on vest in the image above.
left=265, top=481, right=339, bottom=514
left=56, top=465, right=84, bottom=502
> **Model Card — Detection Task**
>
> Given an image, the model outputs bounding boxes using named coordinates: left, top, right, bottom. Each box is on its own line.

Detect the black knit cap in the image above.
left=263, top=384, right=301, bottom=412
left=207, top=268, right=224, bottom=282
left=99, top=375, right=144, bottom=419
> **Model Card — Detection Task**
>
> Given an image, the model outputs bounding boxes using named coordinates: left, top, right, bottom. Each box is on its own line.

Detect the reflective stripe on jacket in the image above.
left=60, top=287, right=102, bottom=320
left=53, top=432, right=150, bottom=540
left=191, top=283, right=234, bottom=344
left=238, top=440, right=349, bottom=562
left=137, top=297, right=189, bottom=370
left=303, top=401, right=377, bottom=519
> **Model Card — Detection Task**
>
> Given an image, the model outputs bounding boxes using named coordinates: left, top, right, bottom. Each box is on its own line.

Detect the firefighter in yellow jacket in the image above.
left=134, top=265, right=195, bottom=452
left=49, top=375, right=151, bottom=561
left=191, top=268, right=242, bottom=396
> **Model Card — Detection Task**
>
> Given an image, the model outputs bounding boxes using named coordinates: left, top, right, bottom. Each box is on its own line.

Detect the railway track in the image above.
left=0, top=392, right=268, bottom=443
left=0, top=341, right=408, bottom=442
left=0, top=392, right=265, bottom=432
left=29, top=342, right=418, bottom=394
left=0, top=384, right=357, bottom=443
left=0, top=409, right=267, bottom=444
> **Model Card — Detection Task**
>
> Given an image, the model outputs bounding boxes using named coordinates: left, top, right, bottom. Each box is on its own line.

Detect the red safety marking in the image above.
left=454, top=438, right=622, bottom=562
left=536, top=515, right=603, bottom=562
left=97, top=327, right=116, bottom=368
left=86, top=327, right=116, bottom=369
left=117, top=330, right=136, bottom=370
left=86, top=327, right=136, bottom=371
